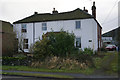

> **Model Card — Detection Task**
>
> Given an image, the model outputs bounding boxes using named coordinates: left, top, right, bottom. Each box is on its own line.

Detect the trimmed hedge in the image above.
left=2, top=57, right=32, bottom=66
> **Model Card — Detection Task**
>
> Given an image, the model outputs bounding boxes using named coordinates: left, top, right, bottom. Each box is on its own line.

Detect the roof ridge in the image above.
left=13, top=8, right=93, bottom=24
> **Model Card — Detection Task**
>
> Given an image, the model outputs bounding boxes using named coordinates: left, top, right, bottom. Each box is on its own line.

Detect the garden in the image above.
left=2, top=31, right=119, bottom=78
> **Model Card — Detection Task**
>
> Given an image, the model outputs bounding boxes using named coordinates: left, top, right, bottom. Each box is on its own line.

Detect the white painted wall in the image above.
left=14, top=18, right=98, bottom=52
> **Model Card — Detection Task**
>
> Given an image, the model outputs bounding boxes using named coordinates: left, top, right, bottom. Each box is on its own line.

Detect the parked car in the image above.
left=105, top=44, right=116, bottom=51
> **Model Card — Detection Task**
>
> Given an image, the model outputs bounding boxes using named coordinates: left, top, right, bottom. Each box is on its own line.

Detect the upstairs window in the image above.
left=23, top=39, right=28, bottom=49
left=42, top=23, right=47, bottom=31
left=76, top=21, right=81, bottom=29
left=76, top=38, right=81, bottom=48
left=21, top=24, right=27, bottom=32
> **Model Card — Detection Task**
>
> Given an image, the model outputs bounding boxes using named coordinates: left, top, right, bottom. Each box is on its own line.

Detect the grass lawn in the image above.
left=2, top=72, right=73, bottom=78
left=93, top=51, right=118, bottom=75
left=2, top=52, right=118, bottom=77
left=2, top=65, right=94, bottom=75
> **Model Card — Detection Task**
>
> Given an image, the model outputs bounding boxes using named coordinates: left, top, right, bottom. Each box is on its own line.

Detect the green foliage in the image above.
left=3, top=65, right=94, bottom=75
left=93, top=57, right=102, bottom=69
left=100, top=47, right=107, bottom=52
left=33, top=31, right=76, bottom=60
left=2, top=57, right=32, bottom=66
left=13, top=53, right=27, bottom=58
left=48, top=31, right=75, bottom=57
left=83, top=48, right=93, bottom=55
left=2, top=72, right=73, bottom=78
left=99, top=43, right=107, bottom=52
left=33, top=38, right=51, bottom=60
left=93, top=52, right=118, bottom=74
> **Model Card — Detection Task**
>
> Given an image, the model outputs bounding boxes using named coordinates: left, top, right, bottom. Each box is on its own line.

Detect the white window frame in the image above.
left=42, top=23, right=47, bottom=31
left=75, top=21, right=81, bottom=29
left=21, top=24, right=27, bottom=32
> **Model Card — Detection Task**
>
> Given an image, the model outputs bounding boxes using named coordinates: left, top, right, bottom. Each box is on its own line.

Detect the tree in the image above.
left=33, top=30, right=76, bottom=60
left=47, top=31, right=75, bottom=57
left=17, top=32, right=26, bottom=53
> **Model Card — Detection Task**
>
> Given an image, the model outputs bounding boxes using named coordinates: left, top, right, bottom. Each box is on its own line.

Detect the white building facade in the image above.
left=13, top=3, right=102, bottom=52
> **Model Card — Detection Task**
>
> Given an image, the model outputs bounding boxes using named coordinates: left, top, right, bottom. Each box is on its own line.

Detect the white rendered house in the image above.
left=13, top=2, right=102, bottom=52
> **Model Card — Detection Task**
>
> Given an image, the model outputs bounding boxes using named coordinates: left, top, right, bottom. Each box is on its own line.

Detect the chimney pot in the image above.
left=53, top=8, right=55, bottom=11
left=34, top=12, right=38, bottom=15
left=83, top=7, right=88, bottom=13
left=93, top=1, right=95, bottom=6
left=52, top=8, right=58, bottom=14
left=84, top=7, right=85, bottom=10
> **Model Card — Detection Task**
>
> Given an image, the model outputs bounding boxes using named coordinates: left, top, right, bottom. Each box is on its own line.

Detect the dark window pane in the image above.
left=24, top=39, right=28, bottom=43
left=22, top=29, right=27, bottom=32
left=76, top=38, right=81, bottom=48
left=21, top=24, right=27, bottom=32
left=42, top=26, right=47, bottom=30
left=23, top=39, right=28, bottom=49
left=24, top=44, right=28, bottom=49
left=42, top=23, right=47, bottom=31
left=42, top=23, right=46, bottom=27
left=76, top=21, right=81, bottom=29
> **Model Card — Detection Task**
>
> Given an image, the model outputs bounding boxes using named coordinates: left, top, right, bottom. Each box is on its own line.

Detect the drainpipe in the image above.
left=33, top=22, right=35, bottom=44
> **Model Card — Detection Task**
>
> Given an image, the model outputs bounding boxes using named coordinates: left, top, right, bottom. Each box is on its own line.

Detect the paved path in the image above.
left=2, top=70, right=118, bottom=78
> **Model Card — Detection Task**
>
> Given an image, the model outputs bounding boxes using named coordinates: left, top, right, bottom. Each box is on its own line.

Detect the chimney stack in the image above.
left=34, top=12, right=38, bottom=15
left=91, top=1, right=96, bottom=18
left=52, top=8, right=58, bottom=14
left=83, top=7, right=88, bottom=12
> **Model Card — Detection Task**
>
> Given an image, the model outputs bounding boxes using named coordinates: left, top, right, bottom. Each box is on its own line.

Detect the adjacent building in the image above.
left=0, top=20, right=17, bottom=56
left=13, top=2, right=102, bottom=52
left=102, top=27, right=120, bottom=46
left=102, top=37, right=113, bottom=45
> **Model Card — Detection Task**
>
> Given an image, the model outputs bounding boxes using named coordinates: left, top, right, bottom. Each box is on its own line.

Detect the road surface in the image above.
left=2, top=70, right=118, bottom=78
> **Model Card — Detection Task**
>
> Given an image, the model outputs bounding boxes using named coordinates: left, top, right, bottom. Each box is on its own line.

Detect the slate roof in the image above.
left=0, top=20, right=13, bottom=33
left=13, top=8, right=94, bottom=24
left=102, top=27, right=120, bottom=37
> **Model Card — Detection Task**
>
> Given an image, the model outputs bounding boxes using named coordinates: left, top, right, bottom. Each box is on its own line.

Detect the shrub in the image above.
left=33, top=30, right=76, bottom=60
left=31, top=56, right=89, bottom=70
left=2, top=57, right=32, bottom=66
left=33, top=38, right=51, bottom=61
left=69, top=49, right=94, bottom=68
left=83, top=48, right=93, bottom=55
left=100, top=47, right=107, bottom=52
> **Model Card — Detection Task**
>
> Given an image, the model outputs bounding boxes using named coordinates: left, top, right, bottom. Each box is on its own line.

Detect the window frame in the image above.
left=21, top=24, right=27, bottom=33
left=23, top=39, right=28, bottom=49
left=42, top=23, right=47, bottom=31
left=76, top=37, right=81, bottom=48
left=75, top=21, right=81, bottom=29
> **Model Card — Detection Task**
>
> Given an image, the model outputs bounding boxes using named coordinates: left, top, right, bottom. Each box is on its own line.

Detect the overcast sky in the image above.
left=0, top=0, right=119, bottom=33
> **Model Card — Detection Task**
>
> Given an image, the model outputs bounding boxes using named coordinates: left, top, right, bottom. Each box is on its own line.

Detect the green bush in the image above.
left=93, top=52, right=118, bottom=74
left=69, top=49, right=94, bottom=67
left=83, top=48, right=93, bottom=55
left=33, top=38, right=51, bottom=61
left=2, top=57, right=32, bottom=66
left=33, top=31, right=76, bottom=60
left=100, top=47, right=107, bottom=52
